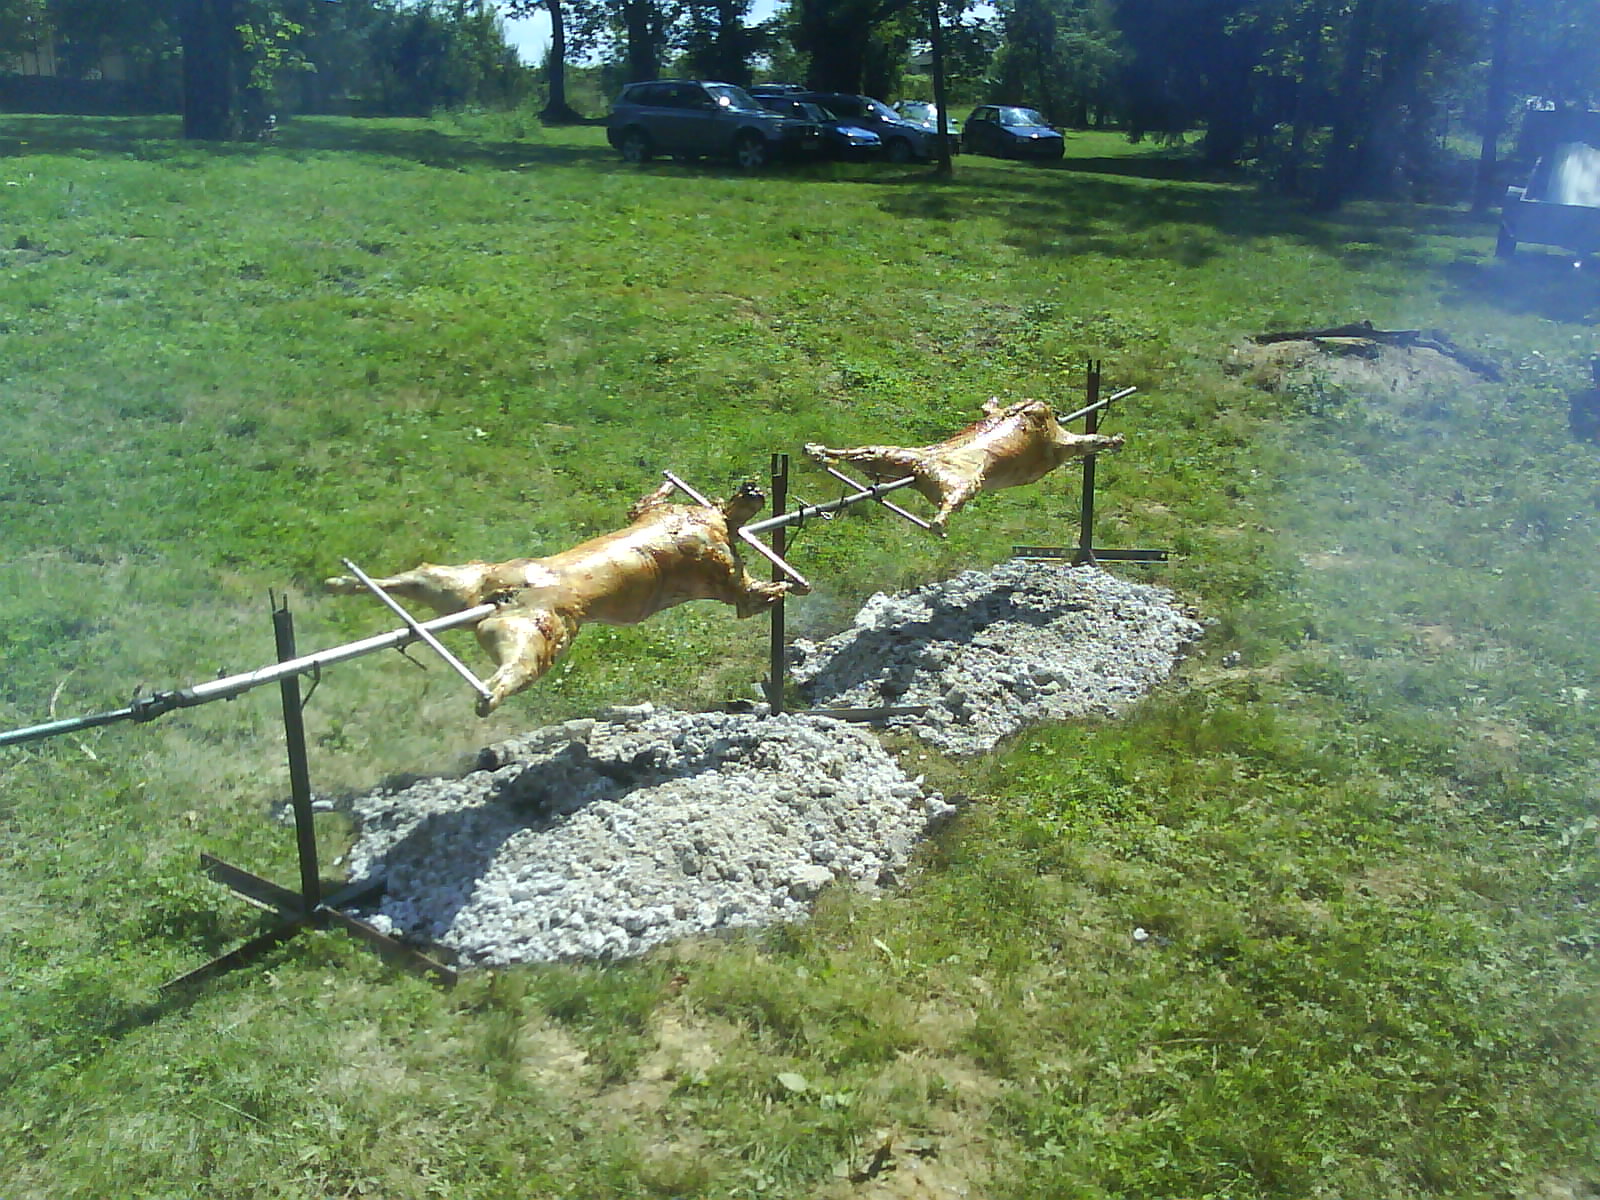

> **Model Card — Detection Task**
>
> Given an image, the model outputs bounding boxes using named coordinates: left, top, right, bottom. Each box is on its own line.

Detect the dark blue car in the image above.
left=752, top=87, right=952, bottom=163
left=962, top=105, right=1064, bottom=160
left=754, top=95, right=883, bottom=161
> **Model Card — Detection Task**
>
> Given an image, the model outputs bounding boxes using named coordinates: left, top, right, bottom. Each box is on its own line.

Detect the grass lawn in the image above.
left=1, top=110, right=1598, bottom=1198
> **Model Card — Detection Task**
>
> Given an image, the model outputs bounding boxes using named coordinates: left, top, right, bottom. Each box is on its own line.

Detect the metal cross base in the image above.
left=161, top=602, right=457, bottom=993
left=1015, top=547, right=1170, bottom=564
left=163, top=856, right=456, bottom=993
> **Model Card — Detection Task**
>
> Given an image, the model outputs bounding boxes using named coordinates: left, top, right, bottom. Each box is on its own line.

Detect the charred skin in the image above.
left=805, top=398, right=1123, bottom=535
left=324, top=480, right=803, bottom=714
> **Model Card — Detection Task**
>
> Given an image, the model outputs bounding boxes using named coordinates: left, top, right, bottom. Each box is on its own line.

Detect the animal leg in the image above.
left=628, top=480, right=679, bottom=521
left=472, top=606, right=581, bottom=715
left=804, top=442, right=927, bottom=479
left=922, top=466, right=987, bottom=536
left=724, top=573, right=805, bottom=617
left=323, top=562, right=499, bottom=615
left=1058, top=431, right=1125, bottom=457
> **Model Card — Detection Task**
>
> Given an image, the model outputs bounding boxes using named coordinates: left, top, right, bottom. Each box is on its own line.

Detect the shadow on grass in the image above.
left=1439, top=251, right=1600, bottom=325
left=0, top=112, right=614, bottom=171
left=859, top=158, right=1507, bottom=271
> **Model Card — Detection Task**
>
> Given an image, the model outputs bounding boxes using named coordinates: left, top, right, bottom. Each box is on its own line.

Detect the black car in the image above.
left=607, top=80, right=824, bottom=168
left=751, top=88, right=952, bottom=163
left=754, top=95, right=883, bottom=160
left=962, top=106, right=1065, bottom=160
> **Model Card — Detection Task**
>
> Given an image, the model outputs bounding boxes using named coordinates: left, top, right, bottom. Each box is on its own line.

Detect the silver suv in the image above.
left=607, top=80, right=823, bottom=169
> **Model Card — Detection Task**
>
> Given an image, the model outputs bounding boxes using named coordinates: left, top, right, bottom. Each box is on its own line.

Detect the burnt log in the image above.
left=1252, top=320, right=1502, bottom=381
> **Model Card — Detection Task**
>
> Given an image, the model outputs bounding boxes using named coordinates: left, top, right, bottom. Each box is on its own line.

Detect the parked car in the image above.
left=754, top=95, right=882, bottom=160
left=962, top=105, right=1065, bottom=160
left=751, top=87, right=952, bottom=163
left=1497, top=137, right=1600, bottom=259
left=607, top=80, right=824, bottom=168
left=893, top=100, right=962, bottom=144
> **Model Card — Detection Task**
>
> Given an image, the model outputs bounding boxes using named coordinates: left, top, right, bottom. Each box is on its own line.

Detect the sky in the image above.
left=500, top=0, right=783, bottom=65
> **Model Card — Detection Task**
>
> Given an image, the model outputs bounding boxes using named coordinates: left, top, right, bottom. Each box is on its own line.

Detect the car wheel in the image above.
left=1495, top=226, right=1517, bottom=258
left=734, top=133, right=771, bottom=169
left=619, top=128, right=653, bottom=164
left=885, top=138, right=915, bottom=164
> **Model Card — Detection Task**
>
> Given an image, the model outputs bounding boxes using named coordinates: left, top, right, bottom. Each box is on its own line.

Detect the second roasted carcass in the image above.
left=325, top=481, right=804, bottom=714
left=805, top=398, right=1123, bottom=534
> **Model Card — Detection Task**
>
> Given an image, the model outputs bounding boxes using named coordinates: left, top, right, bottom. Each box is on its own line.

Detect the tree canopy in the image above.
left=2, top=0, right=1596, bottom=207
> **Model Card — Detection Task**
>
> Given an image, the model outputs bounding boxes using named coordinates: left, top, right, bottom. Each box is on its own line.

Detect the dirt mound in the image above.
left=1230, top=336, right=1492, bottom=400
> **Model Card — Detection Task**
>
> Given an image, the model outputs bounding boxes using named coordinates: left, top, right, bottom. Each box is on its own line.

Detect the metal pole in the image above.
left=0, top=604, right=497, bottom=749
left=739, top=475, right=919, bottom=538
left=1074, top=362, right=1102, bottom=566
left=766, top=454, right=788, bottom=713
left=819, top=464, right=933, bottom=531
left=661, top=470, right=713, bottom=507
left=272, top=604, right=320, bottom=912
left=339, top=558, right=493, bottom=708
left=1060, top=385, right=1136, bottom=426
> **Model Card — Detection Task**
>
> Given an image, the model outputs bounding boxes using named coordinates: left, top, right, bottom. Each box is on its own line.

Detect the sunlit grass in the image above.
left=1, top=111, right=1597, bottom=1198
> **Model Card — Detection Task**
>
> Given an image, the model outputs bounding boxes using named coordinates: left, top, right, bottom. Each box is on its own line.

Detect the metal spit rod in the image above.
left=819, top=464, right=933, bottom=530
left=1061, top=385, right=1137, bottom=425
left=0, top=603, right=498, bottom=749
left=339, top=558, right=494, bottom=706
left=739, top=475, right=919, bottom=538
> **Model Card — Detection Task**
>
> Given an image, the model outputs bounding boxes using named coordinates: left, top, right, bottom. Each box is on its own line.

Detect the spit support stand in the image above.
left=1012, top=363, right=1167, bottom=565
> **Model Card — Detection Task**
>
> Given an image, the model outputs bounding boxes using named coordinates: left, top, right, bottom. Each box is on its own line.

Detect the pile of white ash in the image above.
left=345, top=708, right=955, bottom=966
left=790, top=560, right=1202, bottom=756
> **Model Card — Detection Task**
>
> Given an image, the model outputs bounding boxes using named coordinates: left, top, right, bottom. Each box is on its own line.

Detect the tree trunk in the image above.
left=623, top=0, right=658, bottom=82
left=794, top=0, right=884, bottom=93
left=178, top=0, right=239, bottom=140
left=540, top=0, right=582, bottom=121
left=1282, top=0, right=1327, bottom=194
left=714, top=0, right=749, bottom=86
left=1315, top=0, right=1375, bottom=210
left=1473, top=0, right=1514, bottom=215
left=928, top=0, right=951, bottom=176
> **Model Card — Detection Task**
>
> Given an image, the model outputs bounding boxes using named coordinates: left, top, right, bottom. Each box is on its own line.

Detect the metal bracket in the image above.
left=662, top=469, right=815, bottom=592
left=819, top=464, right=933, bottom=531
left=339, top=558, right=493, bottom=709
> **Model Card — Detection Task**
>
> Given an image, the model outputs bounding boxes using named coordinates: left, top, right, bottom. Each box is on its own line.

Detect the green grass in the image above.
left=2, top=111, right=1598, bottom=1198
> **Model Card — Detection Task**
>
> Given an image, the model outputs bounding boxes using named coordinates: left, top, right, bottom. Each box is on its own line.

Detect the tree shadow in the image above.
left=1046, top=151, right=1237, bottom=184
left=858, top=157, right=1503, bottom=271
left=1438, top=252, right=1600, bottom=325
left=0, top=113, right=614, bottom=171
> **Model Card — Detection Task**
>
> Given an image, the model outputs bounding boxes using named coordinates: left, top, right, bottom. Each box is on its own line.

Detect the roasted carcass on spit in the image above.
left=805, top=398, right=1123, bottom=535
left=325, top=481, right=804, bottom=715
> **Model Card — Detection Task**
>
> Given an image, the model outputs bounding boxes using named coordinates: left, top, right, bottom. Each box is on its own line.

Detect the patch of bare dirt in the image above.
left=597, top=1011, right=739, bottom=1118
left=817, top=1121, right=995, bottom=1200
left=1229, top=337, right=1489, bottom=399
left=515, top=1017, right=594, bottom=1095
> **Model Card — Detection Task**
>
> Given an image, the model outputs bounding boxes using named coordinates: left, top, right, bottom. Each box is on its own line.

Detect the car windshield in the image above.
left=861, top=97, right=898, bottom=121
left=998, top=107, right=1049, bottom=127
left=899, top=102, right=949, bottom=128
left=705, top=84, right=763, bottom=113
